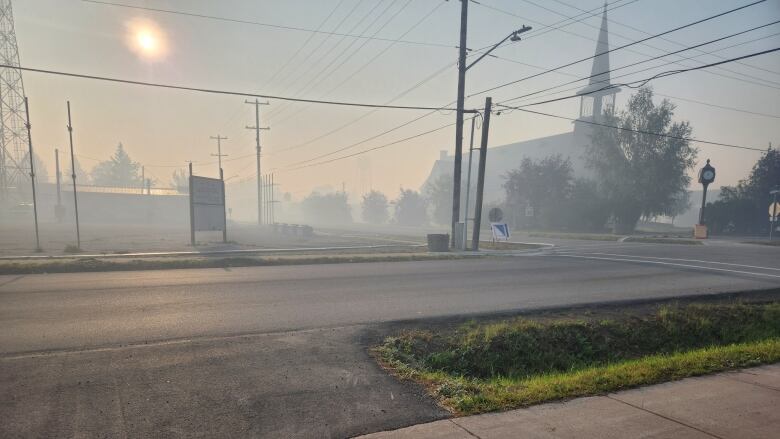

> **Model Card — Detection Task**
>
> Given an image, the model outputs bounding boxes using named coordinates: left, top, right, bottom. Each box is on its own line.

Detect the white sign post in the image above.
left=490, top=222, right=510, bottom=242
left=189, top=163, right=227, bottom=245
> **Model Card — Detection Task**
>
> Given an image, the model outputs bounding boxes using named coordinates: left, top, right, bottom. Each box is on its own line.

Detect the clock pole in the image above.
left=696, top=159, right=716, bottom=238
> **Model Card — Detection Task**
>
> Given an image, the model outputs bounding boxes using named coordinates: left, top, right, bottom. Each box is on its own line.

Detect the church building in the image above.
left=422, top=5, right=620, bottom=211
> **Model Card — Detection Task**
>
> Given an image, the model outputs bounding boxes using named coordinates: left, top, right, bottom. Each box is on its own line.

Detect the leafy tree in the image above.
left=361, top=190, right=389, bottom=224
left=394, top=188, right=428, bottom=226
left=171, top=168, right=188, bottom=193
left=91, top=143, right=142, bottom=187
left=301, top=191, right=352, bottom=225
left=557, top=178, right=611, bottom=232
left=503, top=154, right=573, bottom=228
left=706, top=147, right=779, bottom=234
left=586, top=87, right=697, bottom=233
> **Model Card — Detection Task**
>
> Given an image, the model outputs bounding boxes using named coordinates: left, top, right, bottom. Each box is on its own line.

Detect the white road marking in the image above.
left=552, top=254, right=780, bottom=278
left=556, top=252, right=780, bottom=272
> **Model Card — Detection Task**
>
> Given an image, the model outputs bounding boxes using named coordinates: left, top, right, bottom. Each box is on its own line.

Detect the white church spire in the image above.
left=577, top=3, right=619, bottom=122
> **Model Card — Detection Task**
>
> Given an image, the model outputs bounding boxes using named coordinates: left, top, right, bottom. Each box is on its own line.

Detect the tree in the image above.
left=503, top=154, right=573, bottom=229
left=706, top=147, right=779, bottom=234
left=171, top=168, right=188, bottom=193
left=91, top=143, right=142, bottom=187
left=301, top=191, right=352, bottom=225
left=586, top=88, right=697, bottom=233
left=422, top=174, right=453, bottom=225
left=361, top=190, right=389, bottom=224
left=394, top=189, right=427, bottom=226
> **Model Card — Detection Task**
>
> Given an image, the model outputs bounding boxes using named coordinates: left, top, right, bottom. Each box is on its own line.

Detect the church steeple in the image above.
left=577, top=3, right=619, bottom=122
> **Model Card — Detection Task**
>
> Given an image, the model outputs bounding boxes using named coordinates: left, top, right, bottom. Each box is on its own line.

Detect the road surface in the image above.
left=1, top=239, right=778, bottom=438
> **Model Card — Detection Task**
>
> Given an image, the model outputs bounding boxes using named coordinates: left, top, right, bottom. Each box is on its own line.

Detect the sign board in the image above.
left=769, top=202, right=780, bottom=218
left=191, top=176, right=224, bottom=206
left=188, top=171, right=227, bottom=245
left=191, top=176, right=225, bottom=231
left=491, top=222, right=510, bottom=241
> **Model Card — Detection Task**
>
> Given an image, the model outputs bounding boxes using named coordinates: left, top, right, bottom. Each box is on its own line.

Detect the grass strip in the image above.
left=374, top=302, right=780, bottom=415
left=377, top=339, right=780, bottom=414
left=0, top=253, right=470, bottom=275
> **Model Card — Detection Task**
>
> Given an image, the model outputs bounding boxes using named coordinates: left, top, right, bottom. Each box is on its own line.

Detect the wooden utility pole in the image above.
left=66, top=101, right=81, bottom=249
left=451, top=0, right=469, bottom=247
left=23, top=97, right=41, bottom=252
left=471, top=97, right=492, bottom=251
left=210, top=135, right=228, bottom=174
left=245, top=99, right=269, bottom=225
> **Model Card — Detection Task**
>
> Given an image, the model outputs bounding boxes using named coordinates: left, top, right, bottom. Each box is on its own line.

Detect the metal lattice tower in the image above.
left=0, top=0, right=29, bottom=202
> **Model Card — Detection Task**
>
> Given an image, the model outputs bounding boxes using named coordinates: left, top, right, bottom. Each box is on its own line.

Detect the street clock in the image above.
left=698, top=159, right=716, bottom=186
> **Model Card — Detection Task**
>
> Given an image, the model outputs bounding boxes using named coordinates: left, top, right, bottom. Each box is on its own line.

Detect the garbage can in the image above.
left=427, top=234, right=449, bottom=252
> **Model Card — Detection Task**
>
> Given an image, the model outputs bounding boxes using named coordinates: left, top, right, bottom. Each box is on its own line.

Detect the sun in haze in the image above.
left=125, top=18, right=169, bottom=61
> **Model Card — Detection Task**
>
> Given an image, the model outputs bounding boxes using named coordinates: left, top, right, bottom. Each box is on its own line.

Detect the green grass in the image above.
left=0, top=252, right=470, bottom=275
left=742, top=240, right=780, bottom=247
left=477, top=242, right=544, bottom=251
left=374, top=302, right=780, bottom=414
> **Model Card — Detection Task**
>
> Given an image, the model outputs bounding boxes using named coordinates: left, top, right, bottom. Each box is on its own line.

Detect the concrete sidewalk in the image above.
left=358, top=364, right=780, bottom=439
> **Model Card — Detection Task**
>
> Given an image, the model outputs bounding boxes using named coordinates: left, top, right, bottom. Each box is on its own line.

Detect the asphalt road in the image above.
left=1, top=239, right=779, bottom=438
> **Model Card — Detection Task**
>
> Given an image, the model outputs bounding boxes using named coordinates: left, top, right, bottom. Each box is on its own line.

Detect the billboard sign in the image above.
left=188, top=169, right=227, bottom=244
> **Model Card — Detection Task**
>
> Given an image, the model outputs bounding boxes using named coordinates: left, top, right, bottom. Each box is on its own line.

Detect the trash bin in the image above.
left=427, top=234, right=449, bottom=252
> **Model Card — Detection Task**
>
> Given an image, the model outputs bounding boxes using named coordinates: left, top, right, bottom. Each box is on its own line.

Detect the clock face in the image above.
left=703, top=170, right=715, bottom=180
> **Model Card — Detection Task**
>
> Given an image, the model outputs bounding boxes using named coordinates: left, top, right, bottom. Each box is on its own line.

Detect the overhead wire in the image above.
left=467, top=0, right=769, bottom=98
left=80, top=0, right=455, bottom=48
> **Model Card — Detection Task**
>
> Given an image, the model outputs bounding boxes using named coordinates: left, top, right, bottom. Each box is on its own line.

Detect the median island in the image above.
left=374, top=300, right=780, bottom=415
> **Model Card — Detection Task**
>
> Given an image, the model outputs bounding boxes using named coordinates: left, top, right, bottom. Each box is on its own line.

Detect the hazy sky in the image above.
left=13, top=0, right=780, bottom=201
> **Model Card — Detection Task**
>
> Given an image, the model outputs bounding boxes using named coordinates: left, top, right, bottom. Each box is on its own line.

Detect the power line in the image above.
left=491, top=32, right=780, bottom=119
left=268, top=0, right=410, bottom=123
left=468, top=0, right=768, bottom=98
left=264, top=0, right=387, bottom=121
left=270, top=0, right=437, bottom=125
left=81, top=0, right=455, bottom=48
left=496, top=47, right=780, bottom=109
left=490, top=0, right=780, bottom=90
left=274, top=0, right=621, bottom=156
left=495, top=21, right=780, bottom=108
left=4, top=64, right=468, bottom=111
left=286, top=46, right=774, bottom=171
left=284, top=121, right=456, bottom=171
left=506, top=108, right=765, bottom=152
left=548, top=0, right=780, bottom=78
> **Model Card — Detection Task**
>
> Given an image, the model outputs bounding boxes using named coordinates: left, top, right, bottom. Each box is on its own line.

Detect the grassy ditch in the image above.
left=374, top=302, right=780, bottom=415
left=0, top=252, right=469, bottom=275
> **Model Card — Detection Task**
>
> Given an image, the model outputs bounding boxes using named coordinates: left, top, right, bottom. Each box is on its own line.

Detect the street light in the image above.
left=451, top=21, right=532, bottom=248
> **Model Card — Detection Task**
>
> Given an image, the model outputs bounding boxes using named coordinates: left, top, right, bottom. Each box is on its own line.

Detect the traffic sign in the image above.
left=769, top=202, right=780, bottom=218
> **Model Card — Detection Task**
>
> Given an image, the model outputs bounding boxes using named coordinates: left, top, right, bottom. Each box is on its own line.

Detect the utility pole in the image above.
left=471, top=97, right=492, bottom=251
left=463, top=115, right=477, bottom=249
left=245, top=99, right=269, bottom=225
left=66, top=101, right=80, bottom=249
left=210, top=135, right=228, bottom=174
left=451, top=0, right=469, bottom=247
left=23, top=97, right=41, bottom=252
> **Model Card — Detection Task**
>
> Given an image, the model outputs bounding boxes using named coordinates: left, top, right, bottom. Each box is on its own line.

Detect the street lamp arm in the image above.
left=465, top=26, right=531, bottom=71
